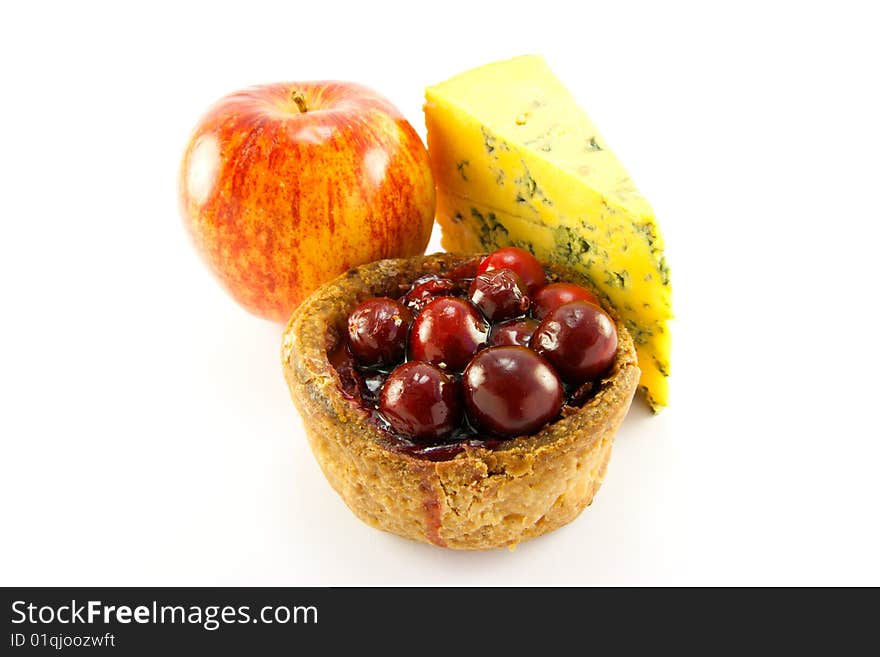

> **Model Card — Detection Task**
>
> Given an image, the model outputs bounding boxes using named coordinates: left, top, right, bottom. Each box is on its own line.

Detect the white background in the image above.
left=2, top=0, right=878, bottom=586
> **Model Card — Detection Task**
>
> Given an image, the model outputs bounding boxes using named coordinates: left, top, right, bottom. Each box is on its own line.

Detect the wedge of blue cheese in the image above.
left=425, top=55, right=671, bottom=410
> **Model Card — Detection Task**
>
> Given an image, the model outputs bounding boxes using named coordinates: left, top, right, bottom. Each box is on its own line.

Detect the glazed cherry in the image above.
left=327, top=342, right=365, bottom=400
left=531, top=283, right=599, bottom=319
left=403, top=276, right=463, bottom=313
left=468, top=268, right=530, bottom=322
left=530, top=301, right=618, bottom=385
left=476, top=246, right=546, bottom=292
left=408, top=297, right=489, bottom=372
left=347, top=297, right=414, bottom=368
left=462, top=346, right=563, bottom=437
left=489, top=318, right=540, bottom=348
left=379, top=361, right=462, bottom=442
left=444, top=257, right=484, bottom=280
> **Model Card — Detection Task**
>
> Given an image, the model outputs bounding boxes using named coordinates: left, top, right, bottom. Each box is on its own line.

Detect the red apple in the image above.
left=179, top=81, right=436, bottom=322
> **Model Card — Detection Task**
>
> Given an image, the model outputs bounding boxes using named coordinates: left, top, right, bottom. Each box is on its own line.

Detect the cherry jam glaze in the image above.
left=329, top=252, right=618, bottom=462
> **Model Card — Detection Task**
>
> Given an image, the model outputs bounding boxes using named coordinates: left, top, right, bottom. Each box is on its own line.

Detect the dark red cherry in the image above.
left=468, top=268, right=530, bottom=322
left=489, top=318, right=540, bottom=348
left=477, top=247, right=546, bottom=292
left=403, top=276, right=462, bottom=313
left=530, top=301, right=618, bottom=385
left=408, top=297, right=489, bottom=372
left=444, top=257, right=484, bottom=280
left=462, top=346, right=563, bottom=437
left=531, top=283, right=600, bottom=319
left=347, top=297, right=413, bottom=368
left=327, top=341, right=365, bottom=400
left=379, top=361, right=462, bottom=442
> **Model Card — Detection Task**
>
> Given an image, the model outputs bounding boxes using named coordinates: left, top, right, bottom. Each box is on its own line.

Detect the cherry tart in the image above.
left=282, top=251, right=639, bottom=550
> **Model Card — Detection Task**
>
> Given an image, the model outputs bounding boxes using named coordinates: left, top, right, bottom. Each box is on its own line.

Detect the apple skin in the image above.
left=179, top=81, right=436, bottom=322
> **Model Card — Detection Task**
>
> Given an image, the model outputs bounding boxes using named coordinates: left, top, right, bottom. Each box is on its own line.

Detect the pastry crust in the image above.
left=281, top=253, right=640, bottom=550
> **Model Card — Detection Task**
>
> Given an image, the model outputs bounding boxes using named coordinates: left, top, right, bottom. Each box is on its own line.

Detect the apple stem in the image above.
left=291, top=91, right=308, bottom=114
